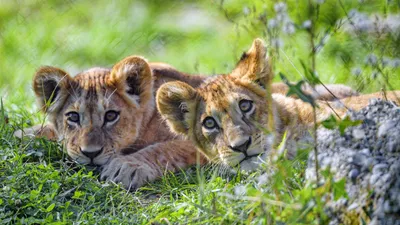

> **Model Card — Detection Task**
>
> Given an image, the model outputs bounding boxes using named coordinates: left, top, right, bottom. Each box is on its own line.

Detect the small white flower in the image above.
left=352, top=12, right=372, bottom=32
left=351, top=67, right=362, bottom=76
left=370, top=71, right=379, bottom=79
left=348, top=9, right=358, bottom=18
left=365, top=54, right=378, bottom=66
left=274, top=2, right=287, bottom=13
left=386, top=15, right=400, bottom=33
left=268, top=18, right=278, bottom=29
left=271, top=38, right=284, bottom=49
left=257, top=173, right=269, bottom=185
left=243, top=6, right=250, bottom=16
left=391, top=58, right=400, bottom=68
left=276, top=13, right=288, bottom=22
left=234, top=185, right=247, bottom=196
left=283, top=22, right=296, bottom=34
left=382, top=57, right=391, bottom=68
left=303, top=20, right=312, bottom=29
left=315, top=0, right=325, bottom=4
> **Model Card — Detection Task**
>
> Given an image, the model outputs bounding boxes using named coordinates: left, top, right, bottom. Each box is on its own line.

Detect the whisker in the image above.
left=106, top=88, right=118, bottom=103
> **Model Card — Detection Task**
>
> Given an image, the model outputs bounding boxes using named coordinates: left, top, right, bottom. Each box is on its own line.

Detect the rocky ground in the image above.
left=306, top=99, right=400, bottom=225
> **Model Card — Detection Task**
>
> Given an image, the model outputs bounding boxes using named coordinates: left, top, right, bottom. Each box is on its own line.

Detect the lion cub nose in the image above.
left=80, top=146, right=103, bottom=159
left=229, top=137, right=252, bottom=153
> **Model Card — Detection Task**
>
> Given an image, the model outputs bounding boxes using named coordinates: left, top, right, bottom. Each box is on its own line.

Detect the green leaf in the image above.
left=320, top=168, right=332, bottom=179
left=338, top=116, right=362, bottom=135
left=321, top=115, right=362, bottom=135
left=72, top=190, right=85, bottom=199
left=279, top=73, right=316, bottom=107
left=46, top=203, right=55, bottom=212
left=29, top=190, right=40, bottom=201
left=333, top=179, right=348, bottom=200
left=321, top=115, right=338, bottom=130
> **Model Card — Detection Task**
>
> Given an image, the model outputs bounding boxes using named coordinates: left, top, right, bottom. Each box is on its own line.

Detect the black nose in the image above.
left=80, top=147, right=103, bottom=159
left=229, top=137, right=252, bottom=153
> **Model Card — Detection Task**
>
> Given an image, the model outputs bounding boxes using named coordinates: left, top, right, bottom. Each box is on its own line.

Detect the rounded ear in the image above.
left=33, top=66, right=72, bottom=112
left=230, top=38, right=273, bottom=88
left=156, top=81, right=198, bottom=135
left=108, top=56, right=153, bottom=106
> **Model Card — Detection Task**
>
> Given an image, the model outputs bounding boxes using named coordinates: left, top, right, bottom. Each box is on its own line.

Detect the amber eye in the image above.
left=66, top=112, right=80, bottom=124
left=105, top=110, right=120, bottom=123
left=239, top=99, right=253, bottom=113
left=202, top=117, right=218, bottom=130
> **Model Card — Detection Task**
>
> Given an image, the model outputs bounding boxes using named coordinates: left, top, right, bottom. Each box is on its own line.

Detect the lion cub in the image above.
left=15, top=56, right=209, bottom=189
left=157, top=38, right=400, bottom=171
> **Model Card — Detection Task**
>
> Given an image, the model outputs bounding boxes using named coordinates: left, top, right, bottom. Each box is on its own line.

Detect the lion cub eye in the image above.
left=66, top=112, right=80, bottom=124
left=239, top=99, right=253, bottom=113
left=202, top=117, right=218, bottom=130
left=104, top=110, right=120, bottom=123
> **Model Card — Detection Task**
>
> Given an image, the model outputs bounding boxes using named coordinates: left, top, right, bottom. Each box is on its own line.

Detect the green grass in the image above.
left=1, top=0, right=400, bottom=224
left=1, top=114, right=321, bottom=224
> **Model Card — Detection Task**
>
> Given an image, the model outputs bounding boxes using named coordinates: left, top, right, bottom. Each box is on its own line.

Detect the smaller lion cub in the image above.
left=156, top=38, right=400, bottom=171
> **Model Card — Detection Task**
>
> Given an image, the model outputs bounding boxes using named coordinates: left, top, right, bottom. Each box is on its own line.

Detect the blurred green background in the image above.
left=1, top=0, right=399, bottom=111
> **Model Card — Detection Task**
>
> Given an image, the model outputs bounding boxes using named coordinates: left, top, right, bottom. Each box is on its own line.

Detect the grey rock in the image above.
left=306, top=100, right=400, bottom=224
left=352, top=128, right=366, bottom=140
left=348, top=168, right=360, bottom=182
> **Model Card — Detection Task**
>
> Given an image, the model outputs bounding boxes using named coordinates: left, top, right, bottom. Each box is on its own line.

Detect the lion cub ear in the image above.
left=109, top=56, right=153, bottom=106
left=156, top=81, right=198, bottom=135
left=231, top=38, right=273, bottom=88
left=33, top=66, right=72, bottom=113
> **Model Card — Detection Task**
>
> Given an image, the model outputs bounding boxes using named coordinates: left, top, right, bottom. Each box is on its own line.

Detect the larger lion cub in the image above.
left=157, top=39, right=400, bottom=171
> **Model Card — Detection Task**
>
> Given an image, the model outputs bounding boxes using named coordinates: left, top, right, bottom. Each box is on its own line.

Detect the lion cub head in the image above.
left=157, top=39, right=276, bottom=171
left=33, top=56, right=153, bottom=165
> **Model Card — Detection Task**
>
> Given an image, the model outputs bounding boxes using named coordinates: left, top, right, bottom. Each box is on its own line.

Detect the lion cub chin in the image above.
left=157, top=38, right=400, bottom=172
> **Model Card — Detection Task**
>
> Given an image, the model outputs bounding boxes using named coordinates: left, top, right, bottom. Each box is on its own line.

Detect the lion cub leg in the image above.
left=271, top=83, right=358, bottom=101
left=14, top=124, right=58, bottom=140
left=100, top=140, right=206, bottom=190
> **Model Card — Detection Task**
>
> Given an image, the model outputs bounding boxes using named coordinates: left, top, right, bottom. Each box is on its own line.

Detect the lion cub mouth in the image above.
left=234, top=133, right=274, bottom=171
left=239, top=153, right=262, bottom=164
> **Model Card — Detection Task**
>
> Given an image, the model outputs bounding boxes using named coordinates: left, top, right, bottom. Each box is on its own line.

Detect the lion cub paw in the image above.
left=100, top=155, right=158, bottom=190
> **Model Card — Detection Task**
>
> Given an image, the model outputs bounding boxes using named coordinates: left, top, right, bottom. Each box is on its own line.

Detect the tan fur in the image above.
left=157, top=38, right=400, bottom=171
left=15, top=47, right=358, bottom=189
left=13, top=56, right=208, bottom=189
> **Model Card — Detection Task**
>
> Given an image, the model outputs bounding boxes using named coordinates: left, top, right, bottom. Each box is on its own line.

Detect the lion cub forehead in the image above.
left=199, top=76, right=237, bottom=99
left=73, top=67, right=111, bottom=90
left=67, top=67, right=121, bottom=107
left=199, top=77, right=246, bottom=113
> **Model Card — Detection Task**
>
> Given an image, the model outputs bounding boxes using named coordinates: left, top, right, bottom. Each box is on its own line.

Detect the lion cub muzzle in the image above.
left=228, top=136, right=252, bottom=153
left=79, top=145, right=104, bottom=161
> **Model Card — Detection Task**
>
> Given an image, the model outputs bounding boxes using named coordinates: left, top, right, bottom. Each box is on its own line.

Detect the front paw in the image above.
left=100, top=155, right=157, bottom=190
